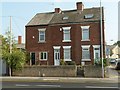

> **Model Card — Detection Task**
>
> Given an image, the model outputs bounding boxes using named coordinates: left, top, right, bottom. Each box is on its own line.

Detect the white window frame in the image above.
left=38, top=28, right=46, bottom=42
left=93, top=45, right=100, bottom=61
left=63, top=46, right=71, bottom=61
left=39, top=52, right=48, bottom=60
left=62, top=27, right=71, bottom=42
left=81, top=26, right=90, bottom=41
left=81, top=45, right=91, bottom=61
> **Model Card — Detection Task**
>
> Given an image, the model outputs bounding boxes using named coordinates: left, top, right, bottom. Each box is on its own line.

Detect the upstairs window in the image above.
left=38, top=28, right=46, bottom=42
left=62, top=27, right=71, bottom=42
left=81, top=26, right=90, bottom=41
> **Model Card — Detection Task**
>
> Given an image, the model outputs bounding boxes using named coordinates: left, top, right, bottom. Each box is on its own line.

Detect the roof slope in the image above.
left=27, top=13, right=54, bottom=26
left=26, top=7, right=102, bottom=26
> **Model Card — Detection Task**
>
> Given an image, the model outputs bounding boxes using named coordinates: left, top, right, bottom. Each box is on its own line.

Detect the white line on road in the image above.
left=35, top=85, right=61, bottom=87
left=86, top=86, right=119, bottom=89
left=15, top=84, right=30, bottom=87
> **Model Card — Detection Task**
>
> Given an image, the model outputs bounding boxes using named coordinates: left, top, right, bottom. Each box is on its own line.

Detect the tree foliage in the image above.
left=113, top=41, right=120, bottom=47
left=0, top=31, right=26, bottom=71
left=3, top=50, right=26, bottom=70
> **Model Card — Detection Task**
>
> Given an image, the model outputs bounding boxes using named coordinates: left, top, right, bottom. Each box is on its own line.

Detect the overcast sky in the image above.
left=0, top=0, right=119, bottom=45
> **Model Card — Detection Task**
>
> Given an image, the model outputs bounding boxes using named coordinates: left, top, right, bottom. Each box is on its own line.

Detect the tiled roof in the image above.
left=27, top=13, right=54, bottom=26
left=26, top=7, right=103, bottom=26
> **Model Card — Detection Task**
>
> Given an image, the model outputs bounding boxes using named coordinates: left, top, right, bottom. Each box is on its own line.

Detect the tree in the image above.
left=0, top=31, right=26, bottom=76
left=113, top=41, right=120, bottom=47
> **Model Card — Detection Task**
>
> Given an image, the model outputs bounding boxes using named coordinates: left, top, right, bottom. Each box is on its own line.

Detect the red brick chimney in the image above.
left=55, top=8, right=61, bottom=13
left=76, top=2, right=84, bottom=11
left=18, top=36, right=22, bottom=44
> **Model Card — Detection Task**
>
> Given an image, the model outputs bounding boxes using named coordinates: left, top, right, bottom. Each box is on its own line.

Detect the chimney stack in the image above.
left=18, top=36, right=22, bottom=44
left=55, top=8, right=61, bottom=13
left=76, top=2, right=84, bottom=11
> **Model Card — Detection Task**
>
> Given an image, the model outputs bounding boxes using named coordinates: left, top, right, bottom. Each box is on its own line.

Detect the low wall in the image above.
left=84, top=65, right=102, bottom=78
left=12, top=65, right=77, bottom=77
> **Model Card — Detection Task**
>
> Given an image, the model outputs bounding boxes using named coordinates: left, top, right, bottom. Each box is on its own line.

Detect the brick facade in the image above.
left=26, top=22, right=105, bottom=65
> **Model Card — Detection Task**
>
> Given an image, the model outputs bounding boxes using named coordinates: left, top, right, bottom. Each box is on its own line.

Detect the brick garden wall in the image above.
left=12, top=65, right=77, bottom=77
left=84, top=65, right=102, bottom=78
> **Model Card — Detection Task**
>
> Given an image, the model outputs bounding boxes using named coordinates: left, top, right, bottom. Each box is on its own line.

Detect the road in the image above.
left=2, top=81, right=119, bottom=89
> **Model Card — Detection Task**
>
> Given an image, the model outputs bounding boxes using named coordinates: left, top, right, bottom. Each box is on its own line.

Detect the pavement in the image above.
left=105, top=65, right=119, bottom=78
left=0, top=76, right=119, bottom=84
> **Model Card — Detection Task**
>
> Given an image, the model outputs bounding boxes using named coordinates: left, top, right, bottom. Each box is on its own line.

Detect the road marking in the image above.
left=86, top=86, right=118, bottom=89
left=35, top=85, right=61, bottom=87
left=15, top=84, right=30, bottom=87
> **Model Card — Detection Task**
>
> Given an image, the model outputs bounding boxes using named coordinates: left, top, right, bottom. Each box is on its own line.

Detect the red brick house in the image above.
left=25, top=2, right=105, bottom=66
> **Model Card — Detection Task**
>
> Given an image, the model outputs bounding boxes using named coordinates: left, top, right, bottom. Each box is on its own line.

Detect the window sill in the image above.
left=38, top=41, right=46, bottom=43
left=64, top=59, right=72, bottom=61
left=82, top=59, right=91, bottom=61
left=62, top=40, right=71, bottom=42
left=81, top=39, right=90, bottom=41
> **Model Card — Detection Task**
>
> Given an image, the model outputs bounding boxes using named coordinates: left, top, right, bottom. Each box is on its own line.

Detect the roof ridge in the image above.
left=35, top=7, right=101, bottom=15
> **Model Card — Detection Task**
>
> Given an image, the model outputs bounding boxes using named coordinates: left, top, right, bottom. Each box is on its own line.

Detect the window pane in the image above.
left=41, top=52, right=43, bottom=59
left=44, top=52, right=47, bottom=59
left=40, top=35, right=44, bottom=40
left=82, top=49, right=90, bottom=59
left=39, top=31, right=45, bottom=41
left=95, top=53, right=99, bottom=59
left=64, top=33, right=70, bottom=40
left=64, top=30, right=70, bottom=40
left=82, top=29, right=89, bottom=40
left=55, top=53, right=57, bottom=60
left=64, top=49, right=70, bottom=59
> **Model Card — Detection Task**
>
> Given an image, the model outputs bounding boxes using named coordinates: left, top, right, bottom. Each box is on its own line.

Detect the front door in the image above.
left=54, top=49, right=60, bottom=66
left=31, top=52, right=35, bottom=65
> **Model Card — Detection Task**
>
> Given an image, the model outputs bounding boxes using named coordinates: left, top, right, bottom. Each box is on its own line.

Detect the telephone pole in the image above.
left=9, top=16, right=12, bottom=76
left=100, top=0, right=104, bottom=78
left=10, top=16, right=12, bottom=53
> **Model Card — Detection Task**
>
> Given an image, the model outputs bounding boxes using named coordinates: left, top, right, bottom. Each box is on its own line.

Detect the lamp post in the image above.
left=100, top=0, right=104, bottom=78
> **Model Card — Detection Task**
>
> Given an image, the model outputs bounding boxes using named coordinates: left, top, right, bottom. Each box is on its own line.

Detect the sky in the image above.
left=0, top=0, right=119, bottom=45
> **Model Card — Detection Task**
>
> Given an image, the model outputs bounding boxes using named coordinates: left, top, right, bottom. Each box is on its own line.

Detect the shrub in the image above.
left=60, top=59, right=66, bottom=65
left=94, top=58, right=108, bottom=67
left=65, top=61, right=76, bottom=65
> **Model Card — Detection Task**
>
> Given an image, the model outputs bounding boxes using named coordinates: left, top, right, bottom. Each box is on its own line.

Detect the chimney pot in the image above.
left=55, top=8, right=61, bottom=13
left=76, top=2, right=84, bottom=11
